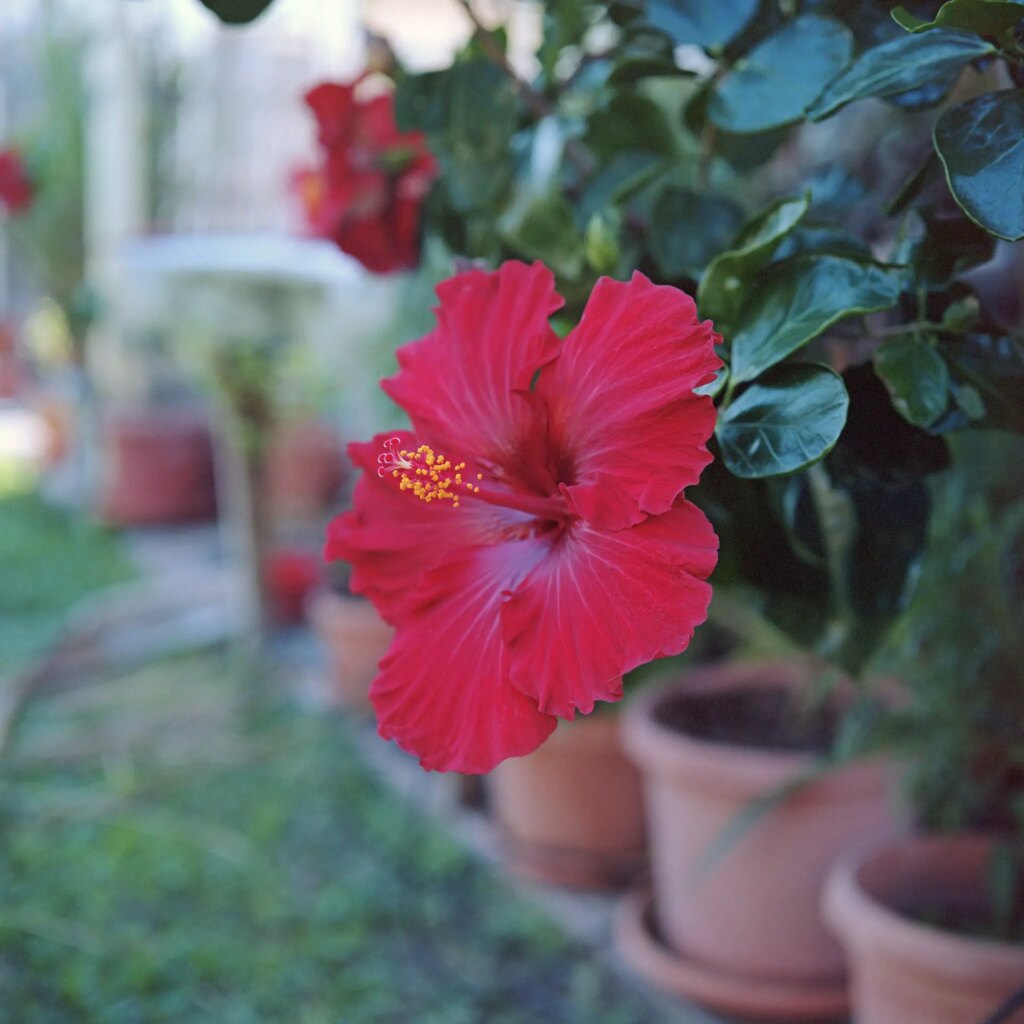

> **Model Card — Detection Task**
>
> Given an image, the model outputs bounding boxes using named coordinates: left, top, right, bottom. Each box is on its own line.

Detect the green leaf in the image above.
left=874, top=336, right=950, bottom=427
left=499, top=193, right=584, bottom=279
left=649, top=188, right=744, bottom=279
left=397, top=61, right=518, bottom=213
left=937, top=331, right=1024, bottom=432
left=935, top=90, right=1024, bottom=242
left=730, top=255, right=904, bottom=383
left=717, top=364, right=850, bottom=478
left=806, top=31, right=995, bottom=121
left=609, top=27, right=691, bottom=84
left=891, top=7, right=930, bottom=30
left=197, top=0, right=276, bottom=23
left=908, top=208, right=996, bottom=288
left=892, top=0, right=1024, bottom=38
left=698, top=194, right=810, bottom=324
left=645, top=0, right=759, bottom=49
left=709, top=16, right=853, bottom=133
left=577, top=151, right=666, bottom=221
left=586, top=92, right=675, bottom=158
left=774, top=225, right=872, bottom=261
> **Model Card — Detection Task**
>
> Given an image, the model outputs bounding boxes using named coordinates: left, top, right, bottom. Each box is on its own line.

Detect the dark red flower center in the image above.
left=376, top=436, right=573, bottom=534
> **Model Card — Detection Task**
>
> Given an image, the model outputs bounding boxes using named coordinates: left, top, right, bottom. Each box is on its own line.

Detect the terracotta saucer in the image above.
left=614, top=890, right=849, bottom=1021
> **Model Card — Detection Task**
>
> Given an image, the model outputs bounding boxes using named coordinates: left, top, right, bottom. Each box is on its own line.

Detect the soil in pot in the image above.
left=490, top=713, right=646, bottom=891
left=622, top=660, right=906, bottom=1019
left=825, top=834, right=1024, bottom=1024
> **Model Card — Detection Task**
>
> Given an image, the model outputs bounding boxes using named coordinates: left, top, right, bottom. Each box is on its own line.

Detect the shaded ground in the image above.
left=0, top=493, right=693, bottom=1023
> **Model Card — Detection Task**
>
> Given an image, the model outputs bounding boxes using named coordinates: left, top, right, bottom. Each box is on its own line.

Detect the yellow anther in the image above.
left=476, top=473, right=483, bottom=480
left=382, top=439, right=472, bottom=509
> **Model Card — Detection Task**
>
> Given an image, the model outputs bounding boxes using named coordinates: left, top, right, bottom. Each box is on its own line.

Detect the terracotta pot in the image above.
left=825, top=833, right=1024, bottom=1024
left=98, top=409, right=217, bottom=525
left=268, top=420, right=345, bottom=518
left=490, top=714, right=646, bottom=890
left=621, top=660, right=905, bottom=1017
left=310, top=590, right=393, bottom=711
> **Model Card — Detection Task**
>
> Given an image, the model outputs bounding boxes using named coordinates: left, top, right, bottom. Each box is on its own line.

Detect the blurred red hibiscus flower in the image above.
left=326, top=261, right=721, bottom=772
left=0, top=147, right=34, bottom=214
left=295, top=79, right=436, bottom=274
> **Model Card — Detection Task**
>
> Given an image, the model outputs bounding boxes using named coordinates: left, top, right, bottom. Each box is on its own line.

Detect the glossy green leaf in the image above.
left=935, top=90, right=1024, bottom=242
left=577, top=151, right=666, bottom=221
left=698, top=194, right=810, bottom=324
left=908, top=208, right=996, bottom=288
left=874, top=336, right=950, bottom=427
left=396, top=61, right=518, bottom=213
left=937, top=332, right=1024, bottom=432
left=806, top=31, right=994, bottom=121
left=585, top=92, right=675, bottom=158
left=499, top=193, right=584, bottom=279
left=197, top=0, right=276, bottom=23
left=645, top=0, right=758, bottom=49
left=730, top=256, right=904, bottom=383
left=609, top=27, right=690, bottom=83
left=649, top=188, right=744, bottom=279
left=709, top=16, right=853, bottom=133
left=774, top=225, right=872, bottom=261
left=717, top=364, right=850, bottom=478
left=892, top=0, right=1024, bottom=38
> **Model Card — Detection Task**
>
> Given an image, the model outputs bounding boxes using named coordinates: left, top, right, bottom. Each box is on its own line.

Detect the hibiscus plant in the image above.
left=205, top=0, right=1023, bottom=774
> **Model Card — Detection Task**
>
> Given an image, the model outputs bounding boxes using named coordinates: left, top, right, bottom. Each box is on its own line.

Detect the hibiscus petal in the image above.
left=502, top=501, right=718, bottom=719
left=382, top=261, right=564, bottom=465
left=372, top=541, right=557, bottom=773
left=540, top=272, right=721, bottom=531
left=325, top=432, right=534, bottom=623
left=304, top=83, right=358, bottom=150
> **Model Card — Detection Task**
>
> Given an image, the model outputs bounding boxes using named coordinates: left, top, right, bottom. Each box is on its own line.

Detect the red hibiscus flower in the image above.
left=0, top=147, right=34, bottom=214
left=296, top=80, right=436, bottom=274
left=326, top=261, right=720, bottom=772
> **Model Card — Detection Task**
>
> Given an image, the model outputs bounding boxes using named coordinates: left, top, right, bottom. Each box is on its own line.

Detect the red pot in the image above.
left=621, top=661, right=906, bottom=1019
left=98, top=409, right=217, bottom=525
left=490, top=713, right=646, bottom=890
left=268, top=420, right=345, bottom=518
left=825, top=833, right=1024, bottom=1024
left=310, top=590, right=393, bottom=710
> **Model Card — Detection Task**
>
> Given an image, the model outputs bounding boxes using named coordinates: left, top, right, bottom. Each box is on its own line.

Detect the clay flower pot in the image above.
left=268, top=420, right=345, bottom=519
left=825, top=833, right=1024, bottom=1024
left=619, top=660, right=905, bottom=1021
left=97, top=409, right=217, bottom=525
left=490, top=713, right=646, bottom=890
left=310, top=589, right=393, bottom=711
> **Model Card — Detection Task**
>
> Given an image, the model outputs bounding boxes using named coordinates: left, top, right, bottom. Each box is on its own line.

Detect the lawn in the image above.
left=0, top=492, right=692, bottom=1023
left=0, top=656, right=689, bottom=1023
left=0, top=492, right=133, bottom=675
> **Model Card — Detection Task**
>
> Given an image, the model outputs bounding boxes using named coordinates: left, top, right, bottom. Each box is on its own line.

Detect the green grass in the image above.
left=0, top=655, right=686, bottom=1024
left=0, top=492, right=133, bottom=675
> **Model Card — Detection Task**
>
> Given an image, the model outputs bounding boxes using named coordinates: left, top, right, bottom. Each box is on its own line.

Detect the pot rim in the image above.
left=622, top=659, right=889, bottom=797
left=824, top=832, right=1024, bottom=982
